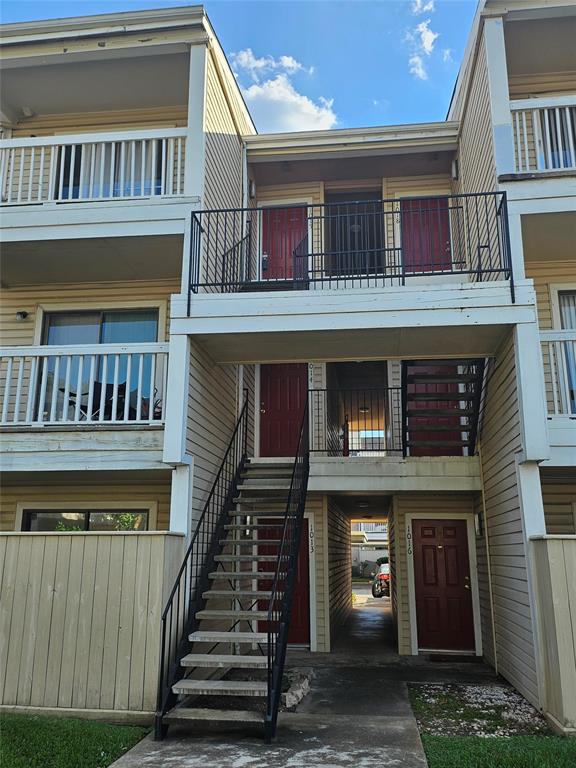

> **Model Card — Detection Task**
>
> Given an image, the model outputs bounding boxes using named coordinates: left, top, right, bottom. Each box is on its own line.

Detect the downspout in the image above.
left=478, top=440, right=498, bottom=675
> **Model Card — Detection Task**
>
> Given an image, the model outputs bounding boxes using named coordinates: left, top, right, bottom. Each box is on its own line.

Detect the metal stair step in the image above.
left=189, top=630, right=268, bottom=643
left=224, top=523, right=285, bottom=531
left=219, top=539, right=283, bottom=546
left=172, top=679, right=267, bottom=697
left=406, top=439, right=471, bottom=447
left=164, top=706, right=263, bottom=724
left=202, top=590, right=275, bottom=599
left=407, top=408, right=473, bottom=416
left=406, top=392, right=475, bottom=401
left=237, top=482, right=291, bottom=490
left=215, top=555, right=279, bottom=563
left=229, top=509, right=287, bottom=517
left=180, top=653, right=268, bottom=669
left=196, top=609, right=271, bottom=620
left=406, top=424, right=472, bottom=432
left=208, top=571, right=282, bottom=580
left=406, top=374, right=478, bottom=384
left=233, top=496, right=287, bottom=504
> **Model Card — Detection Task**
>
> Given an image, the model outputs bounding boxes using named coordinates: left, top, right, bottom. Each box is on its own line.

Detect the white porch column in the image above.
left=169, top=459, right=194, bottom=536
left=484, top=16, right=515, bottom=177
left=514, top=323, right=550, bottom=464
left=163, top=333, right=190, bottom=465
left=184, top=43, right=208, bottom=200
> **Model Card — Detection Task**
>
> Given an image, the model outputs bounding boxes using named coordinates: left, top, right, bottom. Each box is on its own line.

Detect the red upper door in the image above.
left=261, top=206, right=307, bottom=280
left=260, top=364, right=308, bottom=458
left=412, top=519, right=475, bottom=652
left=401, top=197, right=451, bottom=273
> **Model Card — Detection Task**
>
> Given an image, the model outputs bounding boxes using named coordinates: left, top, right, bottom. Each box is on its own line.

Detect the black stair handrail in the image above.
left=264, top=395, right=310, bottom=742
left=155, top=397, right=249, bottom=739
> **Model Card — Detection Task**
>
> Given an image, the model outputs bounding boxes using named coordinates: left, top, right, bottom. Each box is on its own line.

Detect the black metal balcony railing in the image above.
left=309, top=387, right=403, bottom=456
left=188, top=192, right=513, bottom=308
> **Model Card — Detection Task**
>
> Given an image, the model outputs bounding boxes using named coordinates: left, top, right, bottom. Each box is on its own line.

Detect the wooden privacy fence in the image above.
left=0, top=532, right=184, bottom=719
left=531, top=536, right=576, bottom=734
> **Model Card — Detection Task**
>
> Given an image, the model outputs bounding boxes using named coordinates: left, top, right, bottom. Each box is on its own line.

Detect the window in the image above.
left=22, top=509, right=149, bottom=532
left=559, top=291, right=576, bottom=415
left=38, top=309, right=160, bottom=422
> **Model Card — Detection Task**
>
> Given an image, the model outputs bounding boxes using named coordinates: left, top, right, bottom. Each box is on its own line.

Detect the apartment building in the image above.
left=0, top=0, right=575, bottom=742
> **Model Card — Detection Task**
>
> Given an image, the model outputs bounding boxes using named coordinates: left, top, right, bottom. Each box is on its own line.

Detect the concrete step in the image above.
left=208, top=571, right=282, bottom=580
left=237, top=482, right=291, bottom=490
left=229, top=509, right=286, bottom=517
left=164, top=706, right=263, bottom=724
left=195, top=609, right=270, bottom=620
left=180, top=653, right=268, bottom=669
left=189, top=630, right=268, bottom=644
left=224, top=523, right=285, bottom=531
left=233, top=496, right=287, bottom=504
left=172, top=679, right=267, bottom=697
left=202, top=590, right=275, bottom=599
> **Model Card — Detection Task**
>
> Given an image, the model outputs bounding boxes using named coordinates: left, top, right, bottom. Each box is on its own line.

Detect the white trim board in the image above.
left=405, top=511, right=483, bottom=657
left=304, top=509, right=318, bottom=653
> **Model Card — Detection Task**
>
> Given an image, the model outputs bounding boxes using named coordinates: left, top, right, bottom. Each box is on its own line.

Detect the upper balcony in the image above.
left=511, top=96, right=576, bottom=177
left=171, top=191, right=537, bottom=363
left=541, top=329, right=576, bottom=465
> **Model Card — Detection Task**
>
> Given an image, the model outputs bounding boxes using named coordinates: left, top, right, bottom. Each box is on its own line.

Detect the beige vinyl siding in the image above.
left=11, top=107, right=187, bottom=137
left=306, top=494, right=329, bottom=652
left=479, top=332, right=539, bottom=706
left=474, top=491, right=496, bottom=666
left=386, top=175, right=452, bottom=198
left=456, top=31, right=497, bottom=196
left=186, top=340, right=238, bottom=522
left=0, top=482, right=172, bottom=532
left=0, top=279, right=178, bottom=346
left=0, top=532, right=183, bottom=715
left=327, top=496, right=352, bottom=639
left=256, top=182, right=324, bottom=206
left=524, top=260, right=576, bottom=330
left=540, top=473, right=576, bottom=535
left=203, top=51, right=244, bottom=213
left=393, top=492, right=476, bottom=656
left=509, top=73, right=576, bottom=99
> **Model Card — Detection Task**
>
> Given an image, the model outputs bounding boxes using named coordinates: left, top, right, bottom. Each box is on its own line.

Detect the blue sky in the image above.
left=1, top=1, right=478, bottom=132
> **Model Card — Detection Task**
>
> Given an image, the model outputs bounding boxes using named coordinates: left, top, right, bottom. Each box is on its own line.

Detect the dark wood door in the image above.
left=258, top=518, right=311, bottom=645
left=261, top=206, right=307, bottom=279
left=401, top=197, right=451, bottom=273
left=412, top=519, right=475, bottom=651
left=408, top=364, right=462, bottom=457
left=260, top=364, right=308, bottom=457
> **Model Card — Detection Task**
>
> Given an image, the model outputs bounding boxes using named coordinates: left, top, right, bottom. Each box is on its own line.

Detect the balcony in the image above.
left=0, top=128, right=192, bottom=242
left=0, top=342, right=168, bottom=428
left=541, top=330, right=576, bottom=462
left=511, top=96, right=576, bottom=174
left=188, top=192, right=513, bottom=300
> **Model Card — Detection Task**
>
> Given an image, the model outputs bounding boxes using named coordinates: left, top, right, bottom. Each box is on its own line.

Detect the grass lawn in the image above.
left=409, top=683, right=576, bottom=768
left=0, top=712, right=148, bottom=768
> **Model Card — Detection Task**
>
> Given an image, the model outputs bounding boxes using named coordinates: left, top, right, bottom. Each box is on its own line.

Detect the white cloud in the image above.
left=229, top=48, right=312, bottom=82
left=442, top=48, right=453, bottom=63
left=411, top=0, right=435, bottom=14
left=415, top=19, right=439, bottom=55
left=241, top=74, right=337, bottom=133
left=409, top=54, right=428, bottom=81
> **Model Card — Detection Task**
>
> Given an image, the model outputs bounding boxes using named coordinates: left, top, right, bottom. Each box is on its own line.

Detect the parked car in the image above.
left=371, top=563, right=390, bottom=598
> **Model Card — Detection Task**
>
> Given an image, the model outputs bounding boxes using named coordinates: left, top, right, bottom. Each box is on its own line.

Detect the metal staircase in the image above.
left=155, top=398, right=310, bottom=742
left=402, top=359, right=485, bottom=457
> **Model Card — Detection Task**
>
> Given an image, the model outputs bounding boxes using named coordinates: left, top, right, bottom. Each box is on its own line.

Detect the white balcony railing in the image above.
left=541, top=330, right=576, bottom=417
left=0, top=343, right=169, bottom=427
left=511, top=96, right=576, bottom=173
left=0, top=128, right=187, bottom=205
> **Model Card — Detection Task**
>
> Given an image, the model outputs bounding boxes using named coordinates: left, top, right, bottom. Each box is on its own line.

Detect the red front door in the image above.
left=261, top=206, right=307, bottom=279
left=401, top=197, right=451, bottom=273
left=260, top=364, right=308, bottom=457
left=258, top=518, right=311, bottom=645
left=408, top=364, right=462, bottom=457
left=413, top=519, right=475, bottom=652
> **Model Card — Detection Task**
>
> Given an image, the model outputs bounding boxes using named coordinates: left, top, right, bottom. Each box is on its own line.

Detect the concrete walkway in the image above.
left=111, top=587, right=492, bottom=768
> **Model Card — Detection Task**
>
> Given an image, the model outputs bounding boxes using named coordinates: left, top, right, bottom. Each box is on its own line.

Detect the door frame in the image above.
left=304, top=510, right=318, bottom=652
left=405, top=511, right=482, bottom=656
left=256, top=197, right=315, bottom=282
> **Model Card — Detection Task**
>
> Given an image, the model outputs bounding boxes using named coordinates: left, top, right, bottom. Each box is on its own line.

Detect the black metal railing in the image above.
left=155, top=398, right=249, bottom=739
left=309, top=387, right=403, bottom=455
left=264, top=396, right=310, bottom=742
left=188, top=192, right=514, bottom=304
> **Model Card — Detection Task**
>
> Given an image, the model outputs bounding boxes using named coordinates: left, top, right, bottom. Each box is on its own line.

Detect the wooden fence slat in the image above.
left=99, top=536, right=124, bottom=710
left=57, top=535, right=85, bottom=708
left=3, top=536, right=32, bottom=703
left=30, top=536, right=58, bottom=706
left=16, top=536, right=46, bottom=704
left=114, top=536, right=138, bottom=711
left=128, top=535, right=151, bottom=711
left=0, top=536, right=19, bottom=702
left=72, top=536, right=98, bottom=709
left=44, top=536, right=72, bottom=707
left=85, top=536, right=111, bottom=709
